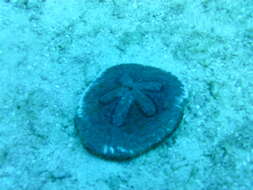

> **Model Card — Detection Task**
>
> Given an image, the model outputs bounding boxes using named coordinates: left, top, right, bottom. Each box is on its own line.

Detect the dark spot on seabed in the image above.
left=75, top=64, right=185, bottom=160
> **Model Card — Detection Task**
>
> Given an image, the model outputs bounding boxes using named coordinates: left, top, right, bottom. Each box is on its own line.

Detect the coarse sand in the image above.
left=0, top=0, right=252, bottom=189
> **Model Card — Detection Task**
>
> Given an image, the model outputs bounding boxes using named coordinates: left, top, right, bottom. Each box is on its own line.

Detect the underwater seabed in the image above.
left=0, top=0, right=252, bottom=190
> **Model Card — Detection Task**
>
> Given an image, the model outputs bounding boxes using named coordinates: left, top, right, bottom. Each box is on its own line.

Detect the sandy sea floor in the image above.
left=0, top=0, right=252, bottom=189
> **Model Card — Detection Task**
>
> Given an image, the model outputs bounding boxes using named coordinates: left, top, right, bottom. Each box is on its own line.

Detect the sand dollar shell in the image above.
left=75, top=64, right=185, bottom=160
